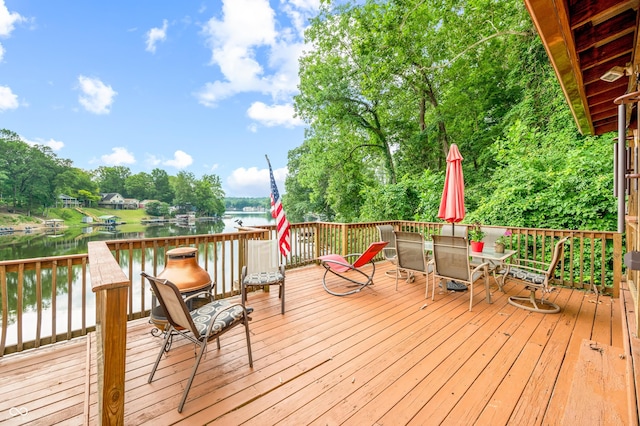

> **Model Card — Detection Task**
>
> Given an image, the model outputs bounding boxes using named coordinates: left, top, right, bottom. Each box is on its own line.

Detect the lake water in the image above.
left=0, top=212, right=275, bottom=346
left=0, top=212, right=275, bottom=261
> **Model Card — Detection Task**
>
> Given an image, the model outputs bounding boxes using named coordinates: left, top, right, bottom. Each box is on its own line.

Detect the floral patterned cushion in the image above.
left=243, top=271, right=283, bottom=285
left=506, top=267, right=546, bottom=285
left=190, top=300, right=252, bottom=337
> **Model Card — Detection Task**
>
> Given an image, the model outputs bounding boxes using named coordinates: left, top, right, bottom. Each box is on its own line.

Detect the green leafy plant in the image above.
left=468, top=224, right=485, bottom=242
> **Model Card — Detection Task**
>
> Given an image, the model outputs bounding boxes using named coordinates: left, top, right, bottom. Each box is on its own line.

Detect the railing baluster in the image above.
left=67, top=258, right=73, bottom=341
left=17, top=263, right=23, bottom=352
left=51, top=260, right=57, bottom=344
left=0, top=265, right=6, bottom=355
left=35, top=261, right=42, bottom=347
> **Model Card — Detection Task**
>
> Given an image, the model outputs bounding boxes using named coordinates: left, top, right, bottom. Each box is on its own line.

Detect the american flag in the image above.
left=267, top=156, right=290, bottom=257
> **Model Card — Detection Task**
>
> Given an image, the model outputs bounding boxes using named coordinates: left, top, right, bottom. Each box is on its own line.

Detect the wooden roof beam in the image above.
left=574, top=8, right=637, bottom=52
left=570, top=0, right=638, bottom=30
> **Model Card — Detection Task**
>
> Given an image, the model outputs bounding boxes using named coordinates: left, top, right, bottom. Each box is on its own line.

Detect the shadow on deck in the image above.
left=1, top=262, right=638, bottom=425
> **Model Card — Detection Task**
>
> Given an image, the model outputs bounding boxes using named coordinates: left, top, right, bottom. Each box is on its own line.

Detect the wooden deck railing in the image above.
left=88, top=241, right=129, bottom=425
left=0, top=221, right=622, bottom=357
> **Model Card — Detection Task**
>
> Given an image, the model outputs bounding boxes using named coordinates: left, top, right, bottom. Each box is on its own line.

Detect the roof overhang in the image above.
left=524, top=0, right=640, bottom=135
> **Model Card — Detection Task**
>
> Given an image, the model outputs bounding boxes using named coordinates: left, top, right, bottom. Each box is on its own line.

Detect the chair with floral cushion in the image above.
left=141, top=272, right=253, bottom=413
left=503, top=237, right=569, bottom=313
left=242, top=239, right=285, bottom=314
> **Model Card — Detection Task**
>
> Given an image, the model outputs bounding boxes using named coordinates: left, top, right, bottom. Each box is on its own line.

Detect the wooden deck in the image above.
left=1, top=262, right=638, bottom=425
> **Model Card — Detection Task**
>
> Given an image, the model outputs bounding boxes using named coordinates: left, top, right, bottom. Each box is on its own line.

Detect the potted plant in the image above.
left=468, top=224, right=486, bottom=252
left=494, top=229, right=512, bottom=253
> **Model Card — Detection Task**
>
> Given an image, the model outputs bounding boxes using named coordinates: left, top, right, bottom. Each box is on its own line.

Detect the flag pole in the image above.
left=265, top=155, right=291, bottom=257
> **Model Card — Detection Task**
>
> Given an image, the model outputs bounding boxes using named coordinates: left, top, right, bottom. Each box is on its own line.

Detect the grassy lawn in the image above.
left=0, top=207, right=149, bottom=229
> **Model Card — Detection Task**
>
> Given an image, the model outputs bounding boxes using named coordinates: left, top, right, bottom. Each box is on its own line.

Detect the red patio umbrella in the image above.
left=438, top=143, right=465, bottom=229
left=437, top=143, right=467, bottom=291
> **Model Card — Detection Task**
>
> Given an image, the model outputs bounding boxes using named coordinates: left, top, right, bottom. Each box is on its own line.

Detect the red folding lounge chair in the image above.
left=319, top=241, right=388, bottom=296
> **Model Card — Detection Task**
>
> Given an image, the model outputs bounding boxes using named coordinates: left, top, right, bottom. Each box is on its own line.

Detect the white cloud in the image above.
left=195, top=0, right=317, bottom=108
left=0, top=1, right=26, bottom=62
left=0, top=0, right=24, bottom=36
left=247, top=102, right=303, bottom=127
left=163, top=150, right=193, bottom=169
left=23, top=137, right=64, bottom=151
left=101, top=147, right=136, bottom=165
left=145, top=19, right=168, bottom=53
left=226, top=166, right=287, bottom=197
left=77, top=75, right=117, bottom=114
left=0, top=85, right=18, bottom=111
left=144, top=153, right=162, bottom=167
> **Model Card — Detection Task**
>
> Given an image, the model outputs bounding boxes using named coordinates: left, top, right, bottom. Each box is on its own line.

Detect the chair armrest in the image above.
left=183, top=287, right=216, bottom=303
left=513, top=257, right=548, bottom=268
left=470, top=261, right=489, bottom=276
left=205, top=302, right=254, bottom=335
left=510, top=260, right=548, bottom=275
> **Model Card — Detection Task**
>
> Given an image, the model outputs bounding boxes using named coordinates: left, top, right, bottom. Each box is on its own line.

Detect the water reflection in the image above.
left=0, top=212, right=275, bottom=346
left=0, top=212, right=274, bottom=261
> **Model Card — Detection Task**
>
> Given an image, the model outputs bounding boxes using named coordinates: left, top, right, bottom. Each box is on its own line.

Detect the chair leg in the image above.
left=148, top=327, right=173, bottom=384
left=508, top=288, right=561, bottom=314
left=280, top=284, right=285, bottom=315
left=244, top=314, right=253, bottom=367
left=178, top=340, right=208, bottom=413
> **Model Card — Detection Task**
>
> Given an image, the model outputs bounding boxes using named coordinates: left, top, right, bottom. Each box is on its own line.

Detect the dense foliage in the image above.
left=288, top=0, right=616, bottom=231
left=0, top=129, right=226, bottom=218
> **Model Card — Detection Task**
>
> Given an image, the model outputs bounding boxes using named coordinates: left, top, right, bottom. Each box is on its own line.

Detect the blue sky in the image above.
left=0, top=0, right=319, bottom=197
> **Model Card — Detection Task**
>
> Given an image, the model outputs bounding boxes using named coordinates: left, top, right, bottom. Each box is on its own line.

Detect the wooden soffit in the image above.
left=524, top=0, right=640, bottom=135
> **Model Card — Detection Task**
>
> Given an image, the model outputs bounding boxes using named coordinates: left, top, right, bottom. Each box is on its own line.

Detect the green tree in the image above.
left=0, top=130, right=66, bottom=212
left=145, top=201, right=170, bottom=217
left=151, top=168, right=174, bottom=203
left=55, top=167, right=99, bottom=205
left=291, top=0, right=533, bottom=222
left=193, top=174, right=225, bottom=217
left=125, top=172, right=154, bottom=201
left=77, top=189, right=101, bottom=207
left=94, top=166, right=131, bottom=195
left=172, top=171, right=196, bottom=213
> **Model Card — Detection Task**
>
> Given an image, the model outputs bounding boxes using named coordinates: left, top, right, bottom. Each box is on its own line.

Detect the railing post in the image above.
left=613, top=233, right=622, bottom=298
left=89, top=241, right=130, bottom=425
left=341, top=224, right=349, bottom=255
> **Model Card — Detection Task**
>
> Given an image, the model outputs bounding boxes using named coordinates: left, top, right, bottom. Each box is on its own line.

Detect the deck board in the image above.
left=0, top=262, right=637, bottom=425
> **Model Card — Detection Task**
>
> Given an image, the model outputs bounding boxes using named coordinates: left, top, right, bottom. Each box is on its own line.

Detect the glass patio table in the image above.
left=424, top=241, right=516, bottom=298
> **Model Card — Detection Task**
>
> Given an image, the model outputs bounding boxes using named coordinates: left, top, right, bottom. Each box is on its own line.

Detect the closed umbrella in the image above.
left=437, top=143, right=467, bottom=291
left=438, top=143, right=466, bottom=225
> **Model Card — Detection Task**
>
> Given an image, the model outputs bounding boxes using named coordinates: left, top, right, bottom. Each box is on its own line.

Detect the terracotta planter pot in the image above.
left=470, top=241, right=484, bottom=252
left=494, top=242, right=505, bottom=253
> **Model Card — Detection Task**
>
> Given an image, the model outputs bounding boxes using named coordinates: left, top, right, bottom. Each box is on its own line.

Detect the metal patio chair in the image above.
left=431, top=235, right=489, bottom=311
left=241, top=239, right=285, bottom=314
left=141, top=272, right=253, bottom=413
left=394, top=231, right=432, bottom=291
left=503, top=237, right=569, bottom=313
left=376, top=224, right=409, bottom=280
